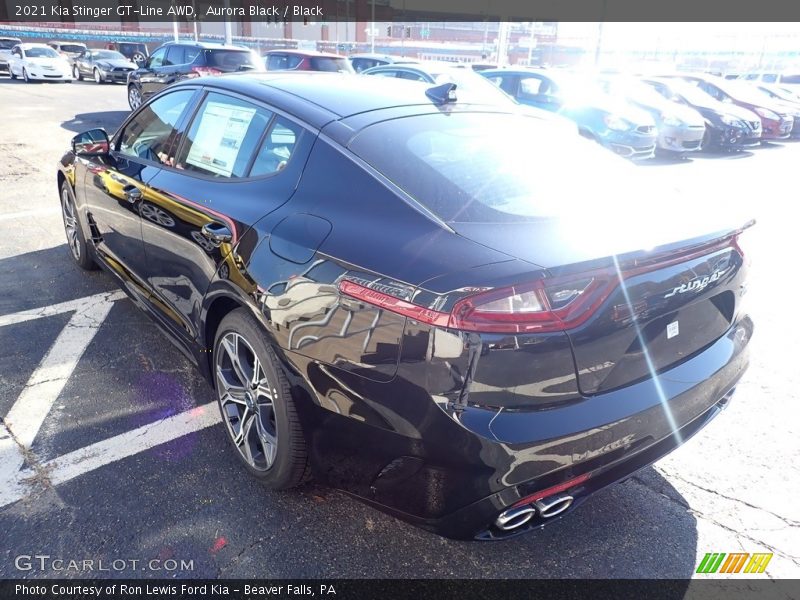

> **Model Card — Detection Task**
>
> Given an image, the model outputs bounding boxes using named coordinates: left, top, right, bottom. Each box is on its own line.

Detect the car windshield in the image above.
left=429, top=68, right=514, bottom=105
left=658, top=79, right=718, bottom=107
left=26, top=47, right=60, bottom=58
left=781, top=74, right=800, bottom=84
left=92, top=50, right=125, bottom=60
left=602, top=78, right=671, bottom=107
left=0, top=39, right=21, bottom=50
left=716, top=79, right=777, bottom=104
left=349, top=112, right=641, bottom=223
left=310, top=56, right=354, bottom=73
left=119, top=43, right=146, bottom=53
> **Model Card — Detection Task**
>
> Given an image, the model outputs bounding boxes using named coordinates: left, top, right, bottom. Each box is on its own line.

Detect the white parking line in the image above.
left=0, top=291, right=219, bottom=508
left=26, top=403, right=220, bottom=489
left=0, top=207, right=61, bottom=222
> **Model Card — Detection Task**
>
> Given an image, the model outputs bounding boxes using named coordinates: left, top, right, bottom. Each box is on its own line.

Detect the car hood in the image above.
left=28, top=57, right=69, bottom=68
left=96, top=58, right=137, bottom=69
left=719, top=103, right=761, bottom=122
left=593, top=97, right=655, bottom=125
left=448, top=189, right=753, bottom=269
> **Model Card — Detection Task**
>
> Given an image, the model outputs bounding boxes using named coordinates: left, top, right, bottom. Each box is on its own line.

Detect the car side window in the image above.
left=250, top=117, right=303, bottom=177
left=371, top=69, right=399, bottom=78
left=518, top=76, right=550, bottom=100
left=164, top=45, right=184, bottom=66
left=117, top=90, right=195, bottom=165
left=174, top=92, right=273, bottom=179
left=148, top=47, right=166, bottom=69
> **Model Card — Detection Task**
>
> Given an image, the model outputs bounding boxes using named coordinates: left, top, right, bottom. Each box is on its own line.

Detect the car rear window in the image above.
left=309, top=56, right=353, bottom=73
left=0, top=39, right=21, bottom=50
left=348, top=112, right=635, bottom=223
left=781, top=74, right=800, bottom=84
left=60, top=44, right=86, bottom=53
left=206, top=49, right=260, bottom=72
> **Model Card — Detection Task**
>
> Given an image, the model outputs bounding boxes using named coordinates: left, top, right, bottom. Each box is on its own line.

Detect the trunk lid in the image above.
left=450, top=206, right=752, bottom=394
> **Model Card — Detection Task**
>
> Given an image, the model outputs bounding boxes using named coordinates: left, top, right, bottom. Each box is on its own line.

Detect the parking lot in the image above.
left=0, top=75, right=798, bottom=579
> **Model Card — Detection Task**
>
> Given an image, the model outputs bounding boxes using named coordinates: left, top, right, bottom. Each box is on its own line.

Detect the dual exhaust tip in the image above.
left=494, top=494, right=574, bottom=531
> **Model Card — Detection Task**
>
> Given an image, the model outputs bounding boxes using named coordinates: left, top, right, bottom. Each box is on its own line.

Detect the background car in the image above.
left=738, top=71, right=800, bottom=94
left=361, top=62, right=519, bottom=106
left=8, top=43, right=73, bottom=83
left=348, top=53, right=420, bottom=73
left=752, top=83, right=800, bottom=138
left=127, top=41, right=264, bottom=109
left=672, top=74, right=794, bottom=140
left=264, top=49, right=354, bottom=73
left=0, top=36, right=23, bottom=73
left=598, top=75, right=706, bottom=155
left=643, top=76, right=763, bottom=150
left=105, top=41, right=149, bottom=66
left=73, top=49, right=138, bottom=84
left=47, top=41, right=88, bottom=63
left=58, top=72, right=752, bottom=541
left=481, top=68, right=658, bottom=159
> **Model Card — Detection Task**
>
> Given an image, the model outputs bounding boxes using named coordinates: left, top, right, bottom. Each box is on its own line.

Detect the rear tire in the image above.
left=60, top=181, right=96, bottom=271
left=213, top=308, right=310, bottom=489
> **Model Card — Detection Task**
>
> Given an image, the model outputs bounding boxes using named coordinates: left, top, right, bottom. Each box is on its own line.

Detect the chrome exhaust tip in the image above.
left=494, top=505, right=536, bottom=531
left=534, top=494, right=574, bottom=519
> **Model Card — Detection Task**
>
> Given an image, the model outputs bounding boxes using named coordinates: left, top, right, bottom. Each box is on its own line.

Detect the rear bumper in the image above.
left=309, top=314, right=752, bottom=539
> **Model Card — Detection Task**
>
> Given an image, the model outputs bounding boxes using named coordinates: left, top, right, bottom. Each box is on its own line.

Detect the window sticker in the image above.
left=185, top=101, right=257, bottom=177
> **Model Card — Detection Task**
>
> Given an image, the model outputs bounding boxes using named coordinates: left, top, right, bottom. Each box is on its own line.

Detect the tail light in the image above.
left=188, top=66, right=223, bottom=78
left=338, top=228, right=752, bottom=335
left=338, top=273, right=616, bottom=335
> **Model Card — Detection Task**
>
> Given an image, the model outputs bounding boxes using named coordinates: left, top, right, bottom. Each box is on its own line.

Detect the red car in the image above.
left=263, top=49, right=353, bottom=73
left=676, top=74, right=793, bottom=140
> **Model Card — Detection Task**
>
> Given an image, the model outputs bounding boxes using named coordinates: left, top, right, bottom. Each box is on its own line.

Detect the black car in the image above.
left=73, top=49, right=138, bottom=84
left=127, top=41, right=264, bottom=110
left=643, top=77, right=763, bottom=150
left=106, top=41, right=149, bottom=67
left=58, top=73, right=753, bottom=540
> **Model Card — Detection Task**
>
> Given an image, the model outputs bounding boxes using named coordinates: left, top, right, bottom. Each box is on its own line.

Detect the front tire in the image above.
left=213, top=309, right=310, bottom=489
left=22, top=68, right=30, bottom=83
left=128, top=84, right=142, bottom=110
left=9, top=68, right=17, bottom=80
left=60, top=181, right=96, bottom=270
left=93, top=68, right=103, bottom=84
left=73, top=65, right=82, bottom=80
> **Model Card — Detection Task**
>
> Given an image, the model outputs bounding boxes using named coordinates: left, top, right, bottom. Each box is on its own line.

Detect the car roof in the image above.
left=19, top=43, right=53, bottom=48
left=264, top=49, right=342, bottom=58
left=49, top=40, right=86, bottom=45
left=179, top=72, right=516, bottom=129
left=159, top=41, right=247, bottom=51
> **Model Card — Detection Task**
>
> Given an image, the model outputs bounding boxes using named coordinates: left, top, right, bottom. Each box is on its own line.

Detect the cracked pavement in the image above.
left=0, top=74, right=798, bottom=580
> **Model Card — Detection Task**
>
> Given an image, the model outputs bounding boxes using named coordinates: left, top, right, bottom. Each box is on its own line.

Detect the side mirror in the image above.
left=72, top=128, right=110, bottom=156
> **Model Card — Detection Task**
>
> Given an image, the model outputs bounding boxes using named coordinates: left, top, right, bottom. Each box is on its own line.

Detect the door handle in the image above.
left=123, top=185, right=142, bottom=203
left=201, top=222, right=232, bottom=245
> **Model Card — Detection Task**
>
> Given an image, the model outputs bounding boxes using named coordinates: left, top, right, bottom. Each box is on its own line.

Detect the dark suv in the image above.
left=127, top=42, right=264, bottom=110
left=106, top=41, right=150, bottom=66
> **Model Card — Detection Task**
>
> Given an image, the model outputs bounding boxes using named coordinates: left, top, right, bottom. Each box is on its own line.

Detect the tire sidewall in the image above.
left=213, top=309, right=301, bottom=488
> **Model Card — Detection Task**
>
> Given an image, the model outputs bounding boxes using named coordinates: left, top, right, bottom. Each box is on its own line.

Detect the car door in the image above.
left=76, top=50, right=91, bottom=76
left=138, top=46, right=168, bottom=97
left=79, top=89, right=198, bottom=299
left=138, top=89, right=314, bottom=344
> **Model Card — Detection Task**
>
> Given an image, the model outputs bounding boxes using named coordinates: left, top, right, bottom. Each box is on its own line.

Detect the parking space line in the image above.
left=0, top=290, right=125, bottom=328
left=0, top=207, right=61, bottom=221
left=28, top=402, right=220, bottom=489
left=0, top=291, right=222, bottom=508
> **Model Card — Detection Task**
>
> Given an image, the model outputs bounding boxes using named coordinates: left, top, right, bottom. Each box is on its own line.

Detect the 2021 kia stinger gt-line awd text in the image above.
left=57, top=73, right=753, bottom=539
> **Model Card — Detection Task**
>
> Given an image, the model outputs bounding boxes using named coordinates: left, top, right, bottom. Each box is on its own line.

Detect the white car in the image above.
left=8, top=43, right=73, bottom=82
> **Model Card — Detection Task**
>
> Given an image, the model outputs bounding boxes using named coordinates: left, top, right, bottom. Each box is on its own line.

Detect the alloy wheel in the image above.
left=128, top=86, right=142, bottom=110
left=23, top=68, right=29, bottom=83
left=215, top=332, right=278, bottom=472
left=94, top=68, right=101, bottom=84
left=60, top=187, right=81, bottom=261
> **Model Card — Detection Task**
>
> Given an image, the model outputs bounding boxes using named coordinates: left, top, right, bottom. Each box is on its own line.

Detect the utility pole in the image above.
left=371, top=0, right=375, bottom=53
left=223, top=0, right=233, bottom=45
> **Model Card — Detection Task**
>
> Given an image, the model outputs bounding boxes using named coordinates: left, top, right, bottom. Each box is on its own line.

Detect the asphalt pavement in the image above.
left=0, top=74, right=798, bottom=580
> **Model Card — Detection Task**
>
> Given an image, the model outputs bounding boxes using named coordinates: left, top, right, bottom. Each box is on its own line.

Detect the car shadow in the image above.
left=693, top=148, right=757, bottom=160
left=61, top=111, right=130, bottom=134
